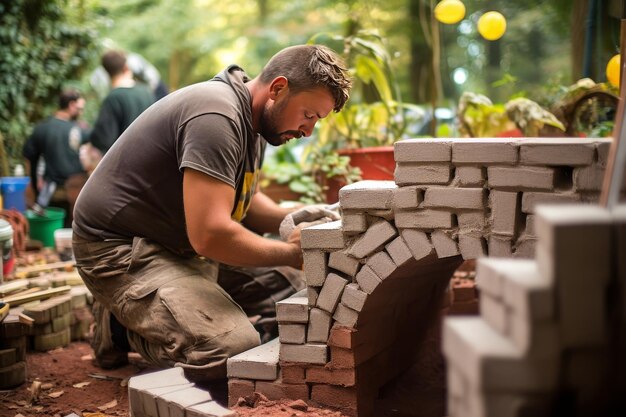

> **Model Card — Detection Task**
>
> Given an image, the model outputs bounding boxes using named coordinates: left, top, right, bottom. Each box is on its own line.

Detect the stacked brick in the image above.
left=444, top=204, right=626, bottom=416
left=23, top=294, right=72, bottom=351
left=0, top=309, right=30, bottom=388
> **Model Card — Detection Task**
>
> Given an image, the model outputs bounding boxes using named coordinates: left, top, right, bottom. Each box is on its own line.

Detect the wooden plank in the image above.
left=0, top=281, right=29, bottom=297
left=0, top=286, right=71, bottom=307
left=14, top=261, right=75, bottom=278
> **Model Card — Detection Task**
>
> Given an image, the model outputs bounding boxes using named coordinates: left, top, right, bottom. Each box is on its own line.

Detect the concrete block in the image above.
left=423, top=187, right=485, bottom=209
left=333, top=303, right=359, bottom=328
left=342, top=211, right=368, bottom=233
left=394, top=138, right=452, bottom=162
left=227, top=338, right=279, bottom=381
left=187, top=401, right=236, bottom=417
left=276, top=297, right=309, bottom=324
left=339, top=180, right=396, bottom=209
left=490, top=191, right=519, bottom=236
left=401, top=229, right=434, bottom=260
left=302, top=250, right=328, bottom=287
left=279, top=343, right=328, bottom=365
left=307, top=287, right=319, bottom=306
left=328, top=251, right=361, bottom=277
left=279, top=324, right=306, bottom=344
left=519, top=138, right=595, bottom=166
left=430, top=230, right=460, bottom=258
left=394, top=209, right=454, bottom=229
left=347, top=220, right=397, bottom=259
left=487, top=166, right=556, bottom=190
left=395, top=163, right=452, bottom=185
left=393, top=186, right=423, bottom=209
left=355, top=265, right=382, bottom=294
left=156, top=386, right=212, bottom=417
left=385, top=236, right=413, bottom=266
left=316, top=273, right=349, bottom=314
left=458, top=234, right=486, bottom=259
left=455, top=166, right=485, bottom=187
left=308, top=308, right=333, bottom=343
left=452, top=139, right=519, bottom=164
left=341, top=283, right=368, bottom=312
left=521, top=192, right=581, bottom=213
left=301, top=220, right=344, bottom=249
left=480, top=293, right=508, bottom=335
left=366, top=251, right=397, bottom=280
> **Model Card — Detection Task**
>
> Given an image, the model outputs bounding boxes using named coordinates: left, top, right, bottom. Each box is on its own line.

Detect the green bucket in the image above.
left=25, top=207, right=66, bottom=247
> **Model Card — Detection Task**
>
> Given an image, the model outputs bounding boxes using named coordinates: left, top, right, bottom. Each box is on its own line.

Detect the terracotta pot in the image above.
left=326, top=146, right=395, bottom=203
left=261, top=181, right=302, bottom=203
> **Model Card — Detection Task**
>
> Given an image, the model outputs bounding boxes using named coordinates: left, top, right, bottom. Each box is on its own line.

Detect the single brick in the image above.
left=458, top=211, right=487, bottom=232
left=573, top=165, right=604, bottom=191
left=385, top=236, right=413, bottom=266
left=341, top=283, right=368, bottom=312
left=328, top=251, right=361, bottom=277
left=393, top=186, right=423, bottom=209
left=347, top=220, right=397, bottom=259
left=327, top=326, right=357, bottom=349
left=307, top=287, right=319, bottom=306
left=156, top=386, right=213, bottom=417
left=276, top=297, right=309, bottom=323
left=316, top=273, right=349, bottom=314
left=400, top=229, right=434, bottom=261
left=129, top=368, right=193, bottom=416
left=0, top=361, right=26, bottom=389
left=452, top=139, right=520, bottom=164
left=423, top=187, right=485, bottom=209
left=227, top=338, right=279, bottom=381
left=187, top=401, right=236, bottom=417
left=521, top=192, right=581, bottom=214
left=355, top=265, right=382, bottom=294
left=339, top=180, right=396, bottom=209
left=519, top=139, right=595, bottom=166
left=394, top=138, right=452, bottom=162
left=366, top=251, right=397, bottom=280
left=395, top=163, right=452, bottom=185
left=227, top=379, right=255, bottom=407
left=0, top=348, right=16, bottom=368
left=281, top=364, right=306, bottom=384
left=394, top=209, right=454, bottom=229
left=513, top=237, right=536, bottom=259
left=490, top=191, right=519, bottom=237
left=278, top=324, right=306, bottom=344
left=430, top=230, right=459, bottom=258
left=596, top=139, right=612, bottom=167
left=455, top=166, right=485, bottom=187
left=333, top=303, right=359, bottom=328
left=306, top=365, right=356, bottom=386
left=480, top=293, right=508, bottom=335
left=525, top=214, right=536, bottom=237
left=279, top=343, right=328, bottom=365
left=255, top=380, right=309, bottom=402
left=301, top=220, right=345, bottom=249
left=487, top=166, right=556, bottom=190
left=308, top=308, right=333, bottom=343
left=33, top=327, right=70, bottom=351
left=302, top=250, right=328, bottom=287
left=342, top=212, right=368, bottom=233
left=487, top=235, right=512, bottom=258
left=458, top=235, right=486, bottom=260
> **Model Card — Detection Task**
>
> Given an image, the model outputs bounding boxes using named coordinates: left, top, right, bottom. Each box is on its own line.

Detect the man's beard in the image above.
left=260, top=97, right=301, bottom=146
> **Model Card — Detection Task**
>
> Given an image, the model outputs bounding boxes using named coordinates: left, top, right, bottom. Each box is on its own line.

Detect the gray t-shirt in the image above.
left=73, top=66, right=264, bottom=257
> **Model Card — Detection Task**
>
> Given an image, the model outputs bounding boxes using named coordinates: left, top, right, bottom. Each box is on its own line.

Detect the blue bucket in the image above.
left=1, top=176, right=30, bottom=212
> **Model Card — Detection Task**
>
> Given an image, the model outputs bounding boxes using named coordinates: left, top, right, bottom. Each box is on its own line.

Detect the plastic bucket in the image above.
left=0, top=219, right=14, bottom=281
left=25, top=207, right=66, bottom=247
left=1, top=176, right=30, bottom=212
left=54, top=228, right=74, bottom=260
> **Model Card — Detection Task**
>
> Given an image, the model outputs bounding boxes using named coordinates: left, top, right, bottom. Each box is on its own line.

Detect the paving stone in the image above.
left=394, top=138, right=452, bottom=162
left=430, top=230, right=460, bottom=258
left=355, top=265, right=382, bottom=294
left=156, top=386, right=212, bottom=417
left=385, top=236, right=413, bottom=267
left=519, top=138, right=595, bottom=166
left=308, top=308, right=333, bottom=343
left=455, top=166, right=485, bottom=187
left=276, top=297, right=309, bottom=323
left=316, top=273, right=349, bottom=314
left=339, top=180, right=396, bottom=209
left=423, top=187, right=485, bottom=209
left=302, top=250, right=328, bottom=287
left=278, top=324, right=306, bottom=344
left=328, top=250, right=361, bottom=277
left=487, top=166, right=556, bottom=190
left=342, top=212, right=368, bottom=233
left=395, top=163, right=452, bottom=185
left=521, top=192, right=581, bottom=214
left=400, top=229, right=433, bottom=260
left=393, top=186, right=423, bottom=209
left=347, top=220, right=397, bottom=259
left=279, top=343, right=328, bottom=365
left=187, top=400, right=236, bottom=417
left=366, top=251, right=397, bottom=280
left=333, top=303, right=359, bottom=328
left=341, top=283, right=368, bottom=312
left=226, top=338, right=279, bottom=381
left=394, top=209, right=454, bottom=229
left=301, top=220, right=345, bottom=249
left=458, top=234, right=486, bottom=259
left=490, top=191, right=519, bottom=237
left=452, top=140, right=519, bottom=164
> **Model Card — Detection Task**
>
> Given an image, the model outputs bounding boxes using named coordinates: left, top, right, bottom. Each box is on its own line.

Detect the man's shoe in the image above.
left=89, top=301, right=129, bottom=369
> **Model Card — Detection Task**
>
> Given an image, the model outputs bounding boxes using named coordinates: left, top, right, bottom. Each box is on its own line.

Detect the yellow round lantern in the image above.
left=434, top=0, right=466, bottom=25
left=478, top=11, right=507, bottom=41
left=607, top=54, right=621, bottom=87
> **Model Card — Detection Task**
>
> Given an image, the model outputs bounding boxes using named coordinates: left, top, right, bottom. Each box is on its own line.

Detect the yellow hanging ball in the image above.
left=607, top=54, right=621, bottom=87
left=434, top=0, right=466, bottom=25
left=478, top=11, right=507, bottom=41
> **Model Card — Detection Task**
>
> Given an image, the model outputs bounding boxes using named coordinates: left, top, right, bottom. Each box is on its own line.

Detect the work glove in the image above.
left=279, top=204, right=340, bottom=242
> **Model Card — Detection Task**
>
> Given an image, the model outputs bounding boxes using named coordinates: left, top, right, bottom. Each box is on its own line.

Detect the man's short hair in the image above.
left=59, top=89, right=82, bottom=110
left=102, top=50, right=127, bottom=78
left=259, top=45, right=352, bottom=112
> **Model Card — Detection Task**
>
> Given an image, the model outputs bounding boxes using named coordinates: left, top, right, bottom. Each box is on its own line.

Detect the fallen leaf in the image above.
left=48, top=391, right=64, bottom=398
left=97, top=399, right=117, bottom=411
left=72, top=381, right=90, bottom=388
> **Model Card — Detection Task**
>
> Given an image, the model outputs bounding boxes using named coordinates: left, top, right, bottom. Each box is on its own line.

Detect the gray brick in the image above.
left=227, top=338, right=279, bottom=380
left=156, top=386, right=212, bottom=417
left=302, top=250, right=328, bottom=287
left=393, top=186, right=423, bottom=209
left=385, top=236, right=414, bottom=266
left=521, top=192, right=580, bottom=214
left=279, top=343, right=327, bottom=365
left=455, top=166, right=485, bottom=187
left=342, top=211, right=368, bottom=233
left=328, top=251, right=361, bottom=277
left=395, top=163, right=452, bottom=185
left=307, top=308, right=332, bottom=343
left=339, top=180, right=396, bottom=209
left=500, top=259, right=553, bottom=321
left=333, top=303, right=359, bottom=328
left=394, top=138, right=452, bottom=162
left=307, top=287, right=319, bottom=306
left=301, top=220, right=344, bottom=249
left=457, top=211, right=487, bottom=231
left=573, top=164, right=613, bottom=192
left=452, top=140, right=519, bottom=164
left=490, top=191, right=519, bottom=237
left=401, top=229, right=433, bottom=260
left=487, top=235, right=512, bottom=258
left=458, top=234, right=486, bottom=259
left=525, top=215, right=536, bottom=237
left=394, top=209, right=454, bottom=229
left=596, top=139, right=612, bottom=167
left=347, top=220, right=397, bottom=259
left=519, top=139, right=595, bottom=166
left=316, top=273, right=348, bottom=314
left=480, top=294, right=508, bottom=335
left=276, top=297, right=309, bottom=323
left=488, top=166, right=556, bottom=190
left=430, top=230, right=459, bottom=258
left=366, top=251, right=397, bottom=280
left=513, top=237, right=536, bottom=259
left=355, top=265, right=382, bottom=294
left=187, top=401, right=236, bottom=417
left=129, top=367, right=192, bottom=416
left=279, top=324, right=306, bottom=344
left=340, top=283, right=367, bottom=312
left=423, top=187, right=485, bottom=209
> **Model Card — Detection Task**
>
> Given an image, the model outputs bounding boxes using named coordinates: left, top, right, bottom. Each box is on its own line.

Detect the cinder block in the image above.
left=227, top=338, right=279, bottom=381
left=333, top=303, right=359, bottom=328
left=303, top=250, right=328, bottom=287
left=455, top=166, right=485, bottom=187
left=279, top=343, right=327, bottom=365
left=394, top=138, right=452, bottom=162
left=339, top=180, right=396, bottom=209
left=341, top=283, right=368, bottom=312
left=430, top=230, right=460, bottom=258
left=366, top=251, right=397, bottom=280
left=393, top=186, right=423, bottom=209
left=187, top=401, right=236, bottom=417
left=457, top=211, right=486, bottom=231
left=480, top=293, right=508, bottom=335
left=316, top=273, right=349, bottom=314
left=328, top=251, right=361, bottom=277
left=355, top=265, right=382, bottom=294
left=458, top=234, right=486, bottom=259
left=301, top=220, right=345, bottom=249
left=452, top=140, right=519, bottom=164
left=156, top=386, right=212, bottom=417
left=487, top=235, right=512, bottom=258
left=395, top=163, right=452, bottom=185
left=347, top=220, right=397, bottom=259
left=276, top=297, right=309, bottom=323
left=308, top=308, right=332, bottom=343
left=521, top=192, right=581, bottom=214
left=487, top=166, right=555, bottom=190
left=385, top=236, right=413, bottom=267
left=400, top=229, right=433, bottom=260
left=394, top=209, right=454, bottom=229
left=423, top=187, right=485, bottom=209
left=490, top=191, right=519, bottom=237
left=342, top=211, right=368, bottom=233
left=279, top=324, right=306, bottom=344
left=519, top=139, right=595, bottom=166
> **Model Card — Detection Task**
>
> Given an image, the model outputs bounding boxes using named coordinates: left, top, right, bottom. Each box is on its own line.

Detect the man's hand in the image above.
left=279, top=204, right=340, bottom=242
